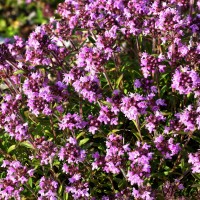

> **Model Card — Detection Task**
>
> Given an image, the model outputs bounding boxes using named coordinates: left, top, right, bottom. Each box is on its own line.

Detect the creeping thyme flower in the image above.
left=0, top=160, right=34, bottom=200
left=0, top=0, right=199, bottom=198
left=73, top=75, right=102, bottom=103
left=30, top=137, right=58, bottom=165
left=97, top=106, right=118, bottom=125
left=127, top=142, right=153, bottom=186
left=154, top=135, right=181, bottom=159
left=172, top=66, right=200, bottom=95
left=59, top=113, right=87, bottom=130
left=188, top=151, right=200, bottom=173
left=38, top=177, right=58, bottom=200
left=121, top=93, right=147, bottom=120
left=104, top=134, right=130, bottom=174
left=176, top=105, right=198, bottom=132
left=58, top=137, right=86, bottom=163
left=140, top=52, right=166, bottom=78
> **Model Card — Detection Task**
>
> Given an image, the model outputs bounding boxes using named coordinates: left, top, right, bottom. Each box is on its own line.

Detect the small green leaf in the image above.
left=58, top=183, right=63, bottom=195
left=7, top=145, right=16, bottom=153
left=108, top=129, right=120, bottom=134
left=88, top=36, right=96, bottom=43
left=164, top=171, right=169, bottom=175
left=132, top=132, right=141, bottom=140
left=79, top=138, right=89, bottom=146
left=76, top=132, right=85, bottom=140
left=115, top=74, right=123, bottom=88
left=192, top=173, right=200, bottom=180
left=13, top=70, right=25, bottom=75
left=192, top=136, right=200, bottom=144
left=191, top=184, right=200, bottom=188
left=20, top=141, right=34, bottom=149
left=64, top=192, right=69, bottom=200
left=28, top=177, right=33, bottom=188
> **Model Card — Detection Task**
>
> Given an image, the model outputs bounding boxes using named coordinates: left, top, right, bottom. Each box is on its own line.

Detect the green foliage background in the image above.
left=0, top=0, right=62, bottom=38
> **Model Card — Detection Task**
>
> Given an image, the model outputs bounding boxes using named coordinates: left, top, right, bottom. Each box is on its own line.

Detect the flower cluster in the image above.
left=0, top=160, right=34, bottom=200
left=38, top=177, right=58, bottom=200
left=0, top=0, right=199, bottom=199
left=154, top=135, right=181, bottom=159
left=59, top=113, right=87, bottom=131
left=121, top=93, right=147, bottom=120
left=127, top=142, right=153, bottom=186
left=59, top=137, right=89, bottom=199
left=30, top=137, right=58, bottom=165
left=58, top=137, right=86, bottom=164
left=172, top=66, right=200, bottom=95
left=188, top=151, right=200, bottom=174
left=104, top=134, right=130, bottom=174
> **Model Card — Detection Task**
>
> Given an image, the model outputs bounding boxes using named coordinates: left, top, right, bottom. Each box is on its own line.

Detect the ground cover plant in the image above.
left=0, top=0, right=199, bottom=199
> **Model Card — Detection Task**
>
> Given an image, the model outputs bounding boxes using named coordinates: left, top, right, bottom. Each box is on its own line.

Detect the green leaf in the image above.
left=7, top=145, right=16, bottom=153
left=192, top=173, right=200, bottom=180
left=115, top=74, right=123, bottom=88
left=88, top=36, right=96, bottom=43
left=79, top=138, right=89, bottom=146
left=20, top=141, right=34, bottom=149
left=13, top=69, right=25, bottom=75
left=58, top=183, right=63, bottom=195
left=108, top=129, right=120, bottom=134
left=132, top=132, right=141, bottom=140
left=191, top=184, right=200, bottom=188
left=64, top=192, right=69, bottom=200
left=76, top=132, right=85, bottom=140
left=28, top=177, right=33, bottom=188
left=192, top=136, right=200, bottom=144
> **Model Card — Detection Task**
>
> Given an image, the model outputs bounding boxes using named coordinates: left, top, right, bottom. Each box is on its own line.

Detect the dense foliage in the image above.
left=0, top=0, right=200, bottom=199
left=0, top=0, right=62, bottom=38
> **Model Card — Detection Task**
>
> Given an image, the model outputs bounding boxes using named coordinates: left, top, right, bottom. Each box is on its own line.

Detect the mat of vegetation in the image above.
left=0, top=0, right=199, bottom=199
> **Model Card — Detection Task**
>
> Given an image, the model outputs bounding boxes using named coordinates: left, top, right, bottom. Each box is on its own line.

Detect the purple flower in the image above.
left=59, top=113, right=87, bottom=130
left=154, top=135, right=181, bottom=159
left=172, top=66, right=200, bottom=95
left=188, top=151, right=200, bottom=173
left=38, top=177, right=58, bottom=200
left=58, top=137, right=86, bottom=164
left=127, top=142, right=153, bottom=187
left=121, top=93, right=147, bottom=120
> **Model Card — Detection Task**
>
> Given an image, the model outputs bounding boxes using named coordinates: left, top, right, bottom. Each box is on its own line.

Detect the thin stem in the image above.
left=133, top=116, right=143, bottom=142
left=103, top=67, right=113, bottom=91
left=50, top=115, right=56, bottom=140
left=24, top=183, right=38, bottom=198
left=79, top=95, right=83, bottom=117
left=170, top=131, right=193, bottom=173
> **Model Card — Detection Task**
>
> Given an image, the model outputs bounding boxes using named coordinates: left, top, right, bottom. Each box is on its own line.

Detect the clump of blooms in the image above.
left=0, top=0, right=199, bottom=199
left=127, top=142, right=153, bottom=186
left=87, top=115, right=101, bottom=134
left=172, top=66, right=200, bottom=95
left=38, top=177, right=58, bottom=200
left=72, top=75, right=102, bottom=103
left=104, top=134, right=130, bottom=174
left=97, top=106, right=118, bottom=125
left=59, top=137, right=89, bottom=199
left=0, top=160, right=34, bottom=200
left=66, top=177, right=89, bottom=199
left=175, top=105, right=199, bottom=132
left=140, top=52, right=166, bottom=78
left=188, top=151, right=200, bottom=173
left=30, top=137, right=57, bottom=165
left=58, top=137, right=86, bottom=164
left=121, top=93, right=147, bottom=120
left=132, top=186, right=154, bottom=200
left=145, top=111, right=166, bottom=133
left=59, top=113, right=87, bottom=131
left=154, top=135, right=181, bottom=159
